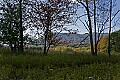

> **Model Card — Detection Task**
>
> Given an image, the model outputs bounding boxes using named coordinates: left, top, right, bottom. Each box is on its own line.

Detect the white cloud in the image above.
left=71, top=0, right=77, bottom=2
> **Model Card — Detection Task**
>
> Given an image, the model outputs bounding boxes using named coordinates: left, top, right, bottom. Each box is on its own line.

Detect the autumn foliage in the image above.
left=98, top=36, right=108, bottom=53
left=98, top=30, right=120, bottom=53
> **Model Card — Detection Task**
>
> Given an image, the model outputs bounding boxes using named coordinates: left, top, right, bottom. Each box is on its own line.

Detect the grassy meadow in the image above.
left=0, top=47, right=120, bottom=80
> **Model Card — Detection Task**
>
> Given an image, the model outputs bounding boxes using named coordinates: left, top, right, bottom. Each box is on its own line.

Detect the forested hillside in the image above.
left=98, top=30, right=120, bottom=53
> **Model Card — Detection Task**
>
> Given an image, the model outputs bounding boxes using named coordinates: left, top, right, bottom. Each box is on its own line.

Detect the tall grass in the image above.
left=0, top=48, right=120, bottom=80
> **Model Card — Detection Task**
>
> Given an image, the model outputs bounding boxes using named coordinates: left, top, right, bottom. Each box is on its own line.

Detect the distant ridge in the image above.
left=56, top=33, right=108, bottom=44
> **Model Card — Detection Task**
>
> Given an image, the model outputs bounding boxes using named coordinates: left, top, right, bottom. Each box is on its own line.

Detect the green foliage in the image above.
left=111, top=30, right=120, bottom=52
left=1, top=48, right=120, bottom=79
left=0, top=0, right=20, bottom=41
left=0, top=0, right=21, bottom=51
left=0, top=0, right=27, bottom=51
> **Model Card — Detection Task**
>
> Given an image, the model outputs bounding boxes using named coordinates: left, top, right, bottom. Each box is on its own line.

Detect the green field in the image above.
left=0, top=48, right=120, bottom=80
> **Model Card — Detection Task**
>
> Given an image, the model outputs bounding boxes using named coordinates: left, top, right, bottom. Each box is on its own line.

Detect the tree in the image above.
left=94, top=0, right=97, bottom=55
left=19, top=0, right=24, bottom=52
left=27, top=0, right=76, bottom=54
left=0, top=0, right=20, bottom=51
left=95, top=0, right=110, bottom=55
left=108, top=0, right=112, bottom=57
left=76, top=0, right=119, bottom=55
left=95, top=0, right=119, bottom=55
left=0, top=0, right=27, bottom=51
left=77, top=0, right=95, bottom=55
left=92, top=0, right=110, bottom=55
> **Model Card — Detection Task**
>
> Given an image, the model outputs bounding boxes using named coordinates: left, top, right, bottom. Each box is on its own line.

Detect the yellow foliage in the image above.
left=49, top=46, right=91, bottom=54
left=98, top=36, right=108, bottom=53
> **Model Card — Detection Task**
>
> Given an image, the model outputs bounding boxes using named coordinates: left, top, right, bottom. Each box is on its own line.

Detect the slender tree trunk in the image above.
left=14, top=41, right=17, bottom=51
left=44, top=11, right=51, bottom=54
left=9, top=41, right=13, bottom=51
left=44, top=33, right=47, bottom=54
left=46, top=43, right=50, bottom=54
left=19, top=0, right=23, bottom=52
left=89, top=27, right=95, bottom=55
left=86, top=1, right=95, bottom=55
left=94, top=0, right=97, bottom=55
left=108, top=0, right=112, bottom=57
left=46, top=30, right=52, bottom=54
left=44, top=29, right=48, bottom=54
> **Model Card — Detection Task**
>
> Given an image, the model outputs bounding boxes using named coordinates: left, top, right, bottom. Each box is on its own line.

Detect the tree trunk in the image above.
left=86, top=1, right=95, bottom=55
left=94, top=0, right=97, bottom=55
left=46, top=43, right=50, bottom=54
left=80, top=1, right=95, bottom=55
left=108, top=0, right=112, bottom=57
left=9, top=41, right=13, bottom=51
left=44, top=29, right=48, bottom=54
left=19, top=0, right=24, bottom=52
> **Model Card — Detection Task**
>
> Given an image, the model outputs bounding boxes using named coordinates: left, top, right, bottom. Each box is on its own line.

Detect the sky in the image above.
left=0, top=0, right=120, bottom=34
left=69, top=0, right=120, bottom=34
left=114, top=0, right=120, bottom=31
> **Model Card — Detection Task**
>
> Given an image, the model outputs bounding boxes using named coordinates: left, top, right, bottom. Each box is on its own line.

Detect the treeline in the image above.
left=0, top=0, right=119, bottom=56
